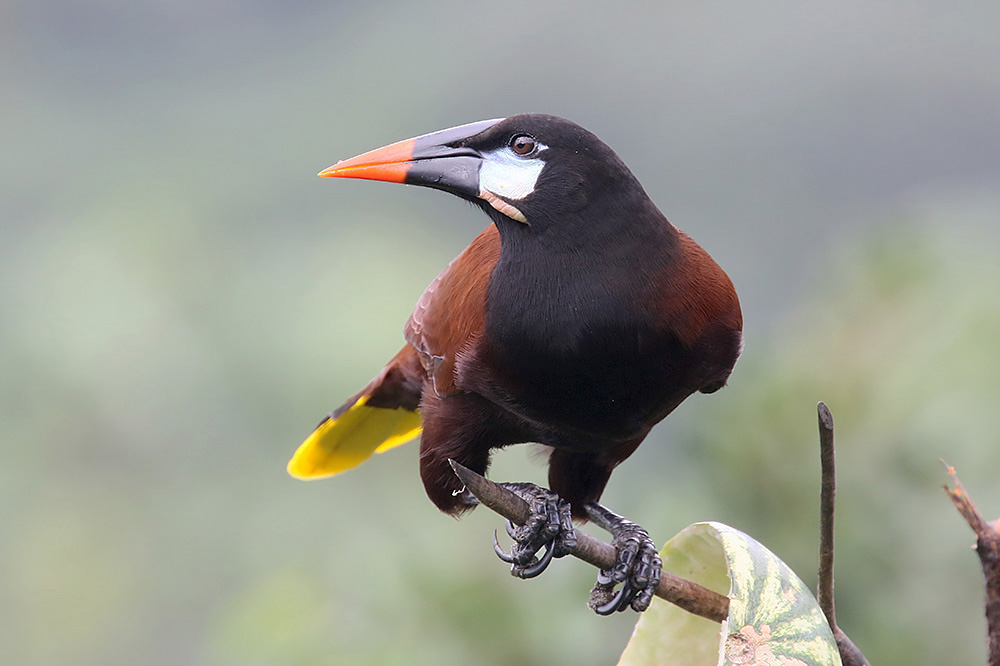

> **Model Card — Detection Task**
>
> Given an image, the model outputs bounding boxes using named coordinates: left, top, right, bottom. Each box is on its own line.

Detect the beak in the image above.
left=318, top=118, right=503, bottom=199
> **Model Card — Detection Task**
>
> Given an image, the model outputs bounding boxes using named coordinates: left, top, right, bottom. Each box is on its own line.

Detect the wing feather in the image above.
left=404, top=225, right=500, bottom=396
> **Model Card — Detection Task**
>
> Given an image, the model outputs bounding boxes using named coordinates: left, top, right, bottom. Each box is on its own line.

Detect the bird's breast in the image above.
left=463, top=269, right=691, bottom=444
left=455, top=225, right=741, bottom=447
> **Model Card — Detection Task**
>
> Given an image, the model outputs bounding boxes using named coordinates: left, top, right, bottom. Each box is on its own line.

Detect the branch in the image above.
left=449, top=459, right=730, bottom=623
left=815, top=402, right=871, bottom=666
left=944, top=464, right=1000, bottom=666
left=817, top=401, right=837, bottom=627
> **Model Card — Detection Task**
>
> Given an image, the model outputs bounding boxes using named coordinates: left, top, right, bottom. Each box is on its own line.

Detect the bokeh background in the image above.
left=3, top=2, right=1000, bottom=664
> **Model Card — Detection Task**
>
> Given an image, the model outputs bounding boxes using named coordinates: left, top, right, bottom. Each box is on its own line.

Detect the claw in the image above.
left=631, top=581, right=655, bottom=612
left=594, top=584, right=630, bottom=615
left=505, top=518, right=518, bottom=539
left=493, top=530, right=517, bottom=563
left=620, top=584, right=641, bottom=612
left=493, top=512, right=560, bottom=579
left=518, top=542, right=555, bottom=579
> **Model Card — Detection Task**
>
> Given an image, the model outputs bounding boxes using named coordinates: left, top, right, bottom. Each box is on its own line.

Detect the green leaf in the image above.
left=617, top=522, right=841, bottom=666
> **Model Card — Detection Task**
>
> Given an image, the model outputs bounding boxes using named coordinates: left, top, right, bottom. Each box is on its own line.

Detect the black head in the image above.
left=319, top=114, right=653, bottom=231
left=454, top=114, right=651, bottom=229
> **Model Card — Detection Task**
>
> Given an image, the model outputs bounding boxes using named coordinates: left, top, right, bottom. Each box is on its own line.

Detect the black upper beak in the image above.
left=318, top=118, right=503, bottom=199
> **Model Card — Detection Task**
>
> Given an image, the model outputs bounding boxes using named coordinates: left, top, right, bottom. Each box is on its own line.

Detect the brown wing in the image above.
left=655, top=229, right=743, bottom=392
left=658, top=231, right=742, bottom=342
left=404, top=224, right=501, bottom=396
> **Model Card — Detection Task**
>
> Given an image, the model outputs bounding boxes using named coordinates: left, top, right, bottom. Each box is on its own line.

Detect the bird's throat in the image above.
left=479, top=190, right=528, bottom=224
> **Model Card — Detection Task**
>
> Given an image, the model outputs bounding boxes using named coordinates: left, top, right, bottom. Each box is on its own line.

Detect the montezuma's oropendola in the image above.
left=288, top=114, right=742, bottom=614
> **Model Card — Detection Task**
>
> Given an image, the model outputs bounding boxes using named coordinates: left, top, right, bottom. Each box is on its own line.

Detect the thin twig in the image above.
left=815, top=402, right=871, bottom=666
left=449, top=459, right=730, bottom=623
left=944, top=463, right=1000, bottom=666
left=817, top=401, right=837, bottom=630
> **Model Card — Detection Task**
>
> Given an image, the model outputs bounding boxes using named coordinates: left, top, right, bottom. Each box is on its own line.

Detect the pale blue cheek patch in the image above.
left=478, top=145, right=548, bottom=200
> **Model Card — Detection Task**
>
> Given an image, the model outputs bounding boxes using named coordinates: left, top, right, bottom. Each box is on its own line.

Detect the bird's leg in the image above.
left=492, top=482, right=577, bottom=579
left=584, top=502, right=662, bottom=614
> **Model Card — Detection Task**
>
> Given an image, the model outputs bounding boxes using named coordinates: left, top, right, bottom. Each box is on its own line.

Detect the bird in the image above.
left=288, top=114, right=743, bottom=614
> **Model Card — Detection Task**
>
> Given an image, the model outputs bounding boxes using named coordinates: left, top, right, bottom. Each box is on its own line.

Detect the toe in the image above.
left=493, top=482, right=576, bottom=579
left=583, top=503, right=661, bottom=615
left=516, top=542, right=556, bottom=578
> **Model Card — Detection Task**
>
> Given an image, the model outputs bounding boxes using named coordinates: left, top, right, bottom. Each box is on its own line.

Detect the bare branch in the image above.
left=944, top=464, right=1000, bottom=666
left=817, top=401, right=837, bottom=630
left=449, top=459, right=730, bottom=623
left=815, top=402, right=871, bottom=666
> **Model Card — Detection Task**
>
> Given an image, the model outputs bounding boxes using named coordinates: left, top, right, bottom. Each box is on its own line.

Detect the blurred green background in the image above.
left=3, top=2, right=999, bottom=665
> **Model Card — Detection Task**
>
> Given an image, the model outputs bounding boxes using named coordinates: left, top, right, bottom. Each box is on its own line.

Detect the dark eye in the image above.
left=510, top=134, right=536, bottom=156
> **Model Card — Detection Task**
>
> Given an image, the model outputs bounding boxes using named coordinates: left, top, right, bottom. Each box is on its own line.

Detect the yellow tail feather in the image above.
left=287, top=395, right=422, bottom=479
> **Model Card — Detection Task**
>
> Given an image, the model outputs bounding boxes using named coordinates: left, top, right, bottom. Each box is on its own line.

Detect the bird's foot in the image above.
left=585, top=503, right=662, bottom=615
left=492, top=482, right=577, bottom=579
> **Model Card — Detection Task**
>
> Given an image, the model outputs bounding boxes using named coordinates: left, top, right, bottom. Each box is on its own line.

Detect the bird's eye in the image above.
left=510, top=134, right=536, bottom=156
